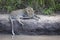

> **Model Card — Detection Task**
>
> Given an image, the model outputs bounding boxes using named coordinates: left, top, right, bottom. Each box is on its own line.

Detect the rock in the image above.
left=0, top=14, right=60, bottom=35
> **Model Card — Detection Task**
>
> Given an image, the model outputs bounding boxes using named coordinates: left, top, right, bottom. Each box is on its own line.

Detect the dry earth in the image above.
left=0, top=34, right=60, bottom=40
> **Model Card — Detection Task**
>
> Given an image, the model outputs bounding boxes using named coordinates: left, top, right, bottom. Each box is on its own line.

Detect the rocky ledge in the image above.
left=0, top=14, right=60, bottom=35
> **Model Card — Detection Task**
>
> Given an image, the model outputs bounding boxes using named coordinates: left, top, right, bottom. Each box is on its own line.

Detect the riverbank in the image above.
left=0, top=34, right=60, bottom=40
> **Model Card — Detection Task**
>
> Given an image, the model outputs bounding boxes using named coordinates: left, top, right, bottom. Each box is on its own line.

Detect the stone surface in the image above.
left=0, top=14, right=60, bottom=35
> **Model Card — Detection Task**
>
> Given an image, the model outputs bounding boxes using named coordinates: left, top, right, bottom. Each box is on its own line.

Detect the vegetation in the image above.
left=0, top=0, right=60, bottom=14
